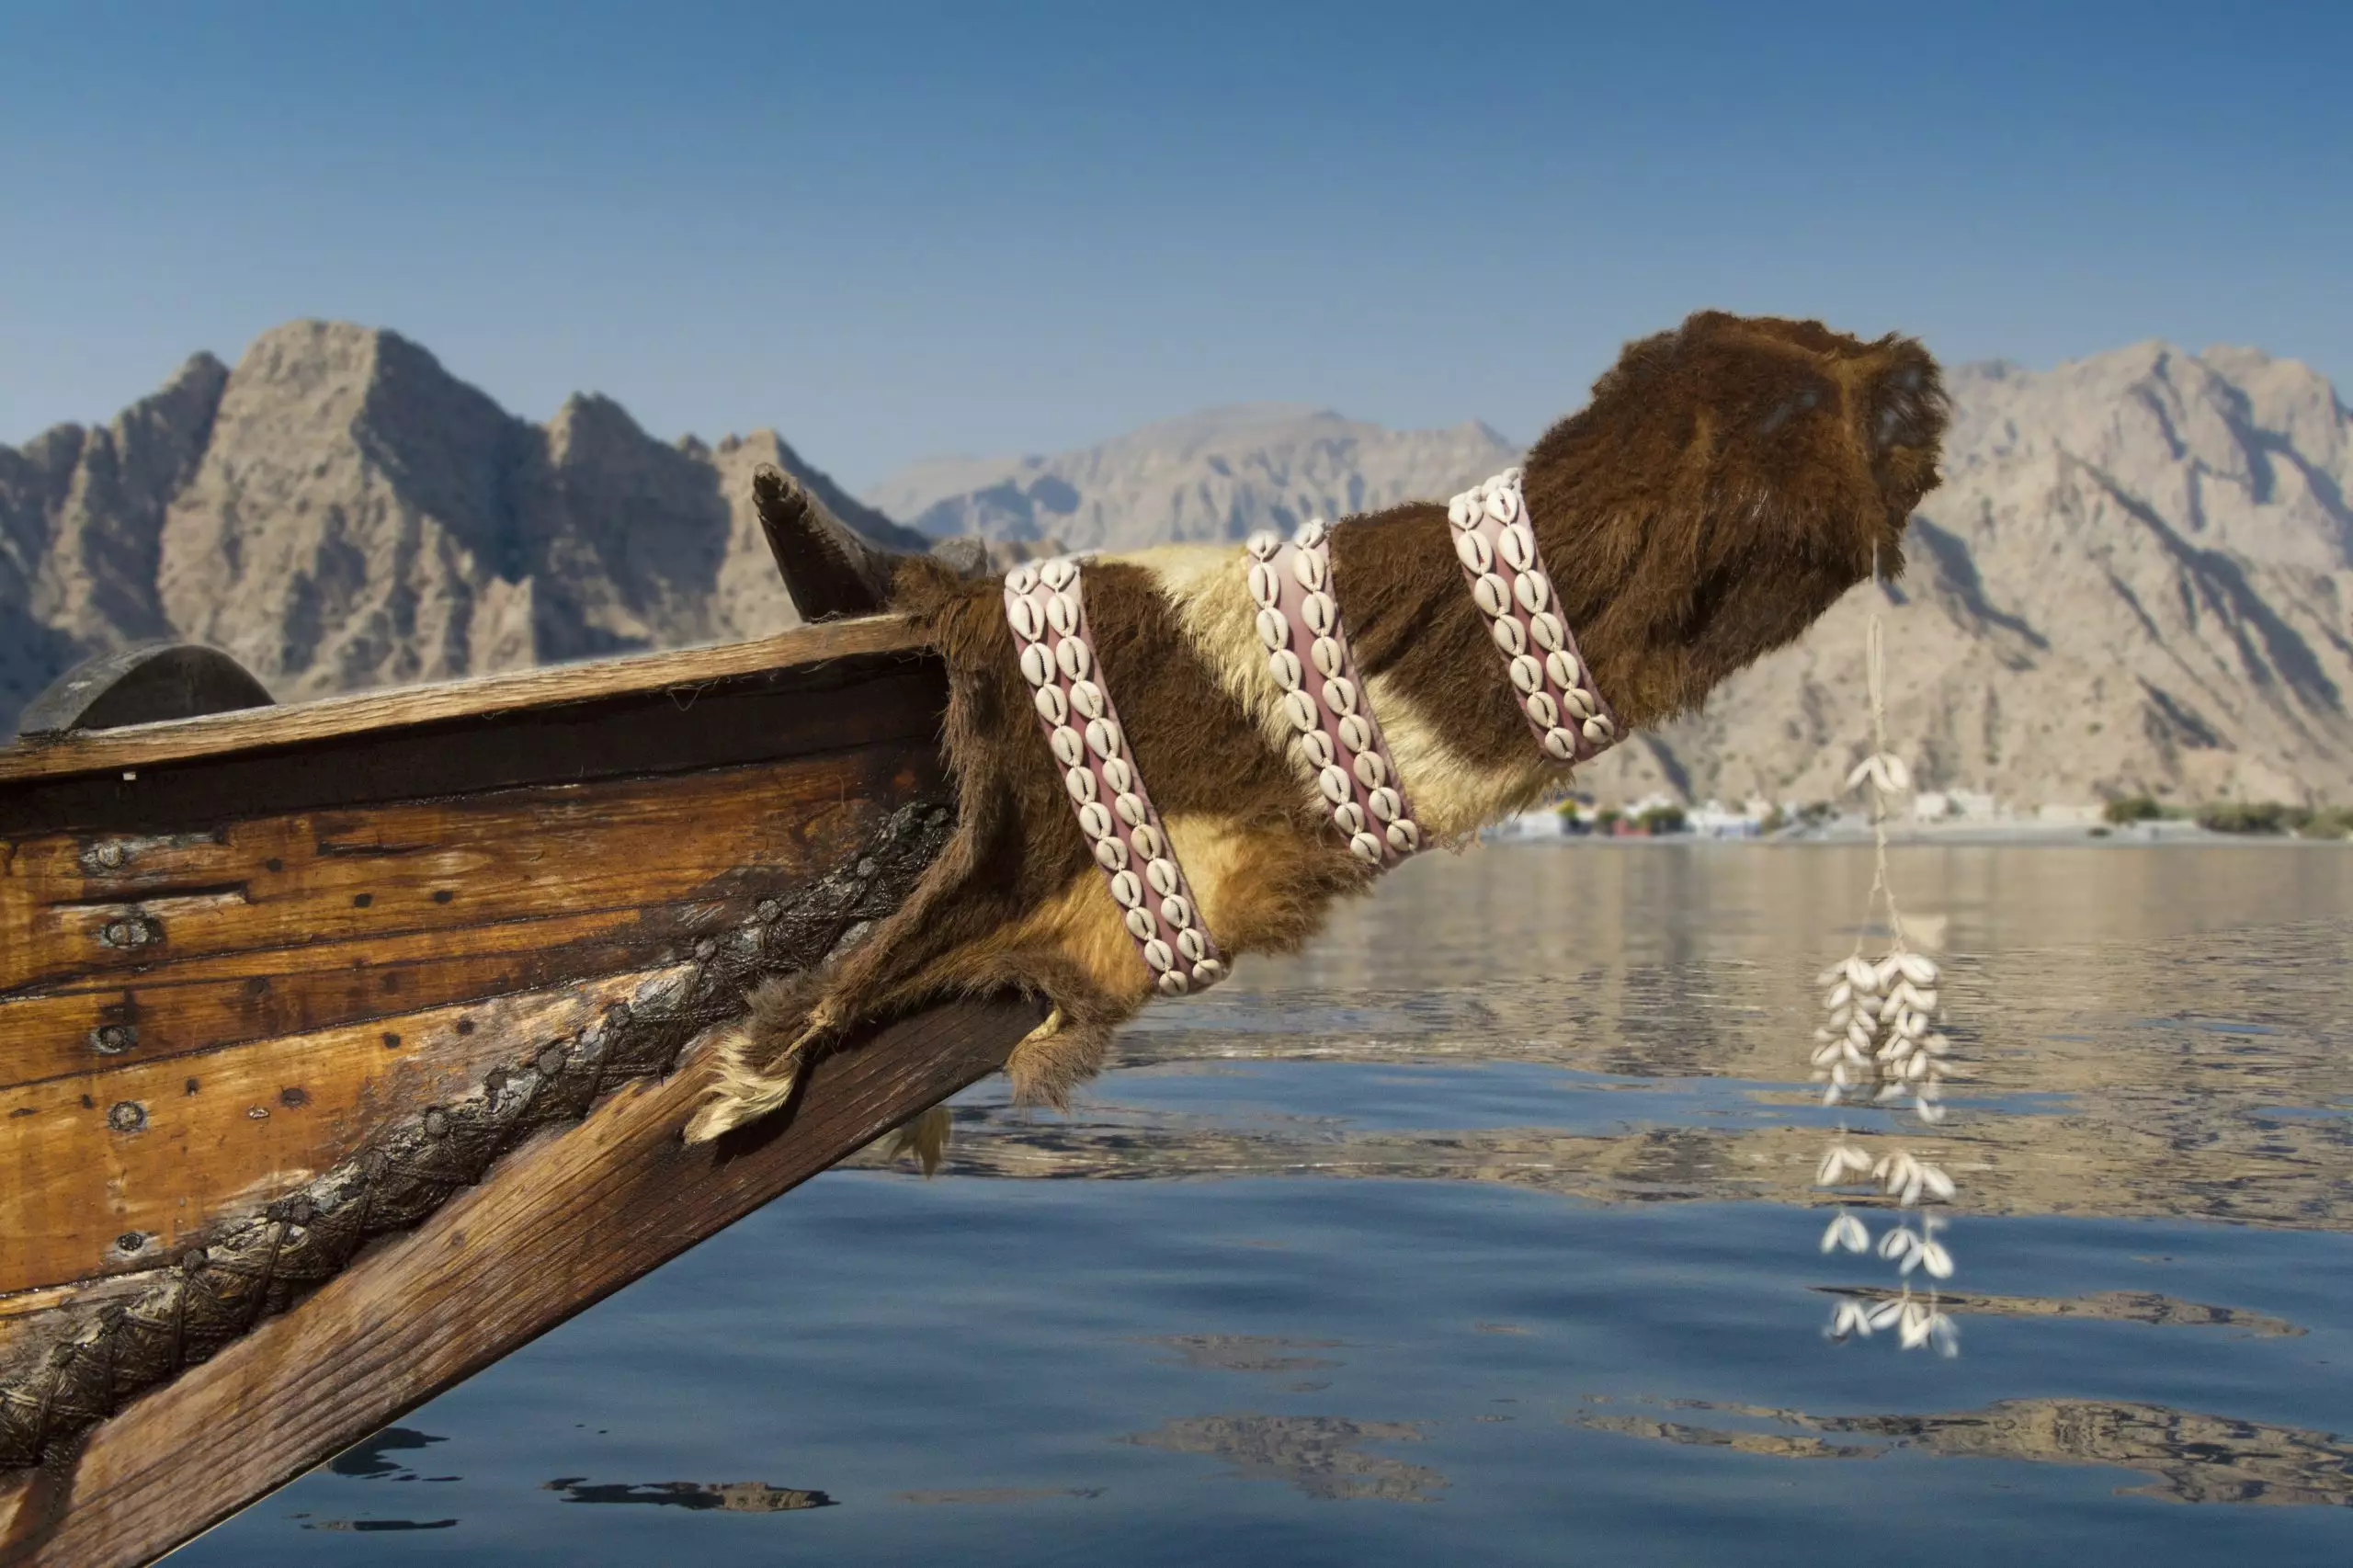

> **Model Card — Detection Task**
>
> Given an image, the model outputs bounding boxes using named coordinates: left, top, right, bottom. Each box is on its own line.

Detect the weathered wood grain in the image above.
left=0, top=970, right=673, bottom=1297
left=0, top=616, right=925, bottom=788
left=0, top=996, right=1047, bottom=1568
left=0, top=652, right=946, bottom=839
left=0, top=750, right=918, bottom=1002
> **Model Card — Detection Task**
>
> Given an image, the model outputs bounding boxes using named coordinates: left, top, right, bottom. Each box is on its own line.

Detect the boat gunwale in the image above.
left=0, top=614, right=925, bottom=789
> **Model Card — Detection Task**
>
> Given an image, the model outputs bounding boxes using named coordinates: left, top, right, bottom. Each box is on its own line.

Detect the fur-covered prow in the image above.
left=682, top=311, right=1948, bottom=1145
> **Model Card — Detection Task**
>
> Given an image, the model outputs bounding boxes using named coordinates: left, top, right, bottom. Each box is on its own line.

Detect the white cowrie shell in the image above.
left=1146, top=858, right=1180, bottom=896
left=1473, top=573, right=1511, bottom=618
left=1525, top=691, right=1558, bottom=728
left=1350, top=832, right=1385, bottom=864
left=1057, top=636, right=1091, bottom=680
left=1020, top=642, right=1054, bottom=686
left=1142, top=938, right=1175, bottom=972
left=1125, top=906, right=1156, bottom=940
left=1051, top=725, right=1086, bottom=767
left=1543, top=726, right=1576, bottom=760
left=1101, top=756, right=1133, bottom=793
left=1256, top=607, right=1290, bottom=650
left=1447, top=494, right=1474, bottom=528
left=1035, top=685, right=1069, bottom=724
left=1354, top=750, right=1389, bottom=790
left=1509, top=654, right=1544, bottom=694
left=1529, top=611, right=1564, bottom=652
left=1545, top=649, right=1579, bottom=688
left=1086, top=717, right=1122, bottom=757
left=1499, top=521, right=1536, bottom=570
left=1516, top=571, right=1551, bottom=614
left=1190, top=959, right=1225, bottom=983
left=1040, top=557, right=1076, bottom=590
left=1114, top=791, right=1147, bottom=828
left=1160, top=893, right=1192, bottom=929
left=1065, top=766, right=1097, bottom=804
left=1008, top=597, right=1044, bottom=642
left=1322, top=676, right=1358, bottom=716
left=1318, top=766, right=1351, bottom=804
left=1302, top=592, right=1337, bottom=636
left=1501, top=466, right=1524, bottom=487
left=1248, top=562, right=1281, bottom=608
left=1898, top=952, right=1939, bottom=984
left=1386, top=820, right=1420, bottom=852
left=1291, top=548, right=1326, bottom=590
left=1080, top=801, right=1116, bottom=840
left=1177, top=926, right=1208, bottom=961
left=1047, top=592, right=1081, bottom=636
left=1311, top=636, right=1344, bottom=678
left=1157, top=970, right=1190, bottom=996
left=1583, top=715, right=1615, bottom=744
left=1454, top=530, right=1493, bottom=574
left=1298, top=518, right=1329, bottom=548
left=1300, top=729, right=1336, bottom=767
left=1491, top=616, right=1526, bottom=655
left=1368, top=785, right=1403, bottom=823
left=1131, top=823, right=1165, bottom=858
left=1268, top=649, right=1303, bottom=689
left=1093, top=836, right=1129, bottom=871
left=1068, top=678, right=1105, bottom=719
left=1483, top=487, right=1517, bottom=524
left=1284, top=690, right=1320, bottom=732
left=1333, top=801, right=1366, bottom=834
left=1563, top=687, right=1596, bottom=720
left=1006, top=564, right=1039, bottom=594
left=1108, top=869, right=1142, bottom=906
left=1336, top=713, right=1372, bottom=753
left=1246, top=529, right=1280, bottom=561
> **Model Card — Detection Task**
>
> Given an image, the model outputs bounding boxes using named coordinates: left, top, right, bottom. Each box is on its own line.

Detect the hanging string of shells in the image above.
left=1809, top=612, right=1962, bottom=1356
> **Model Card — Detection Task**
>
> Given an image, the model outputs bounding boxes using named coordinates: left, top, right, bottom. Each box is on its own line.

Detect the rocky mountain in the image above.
left=870, top=345, right=2353, bottom=809
left=0, top=320, right=923, bottom=731
left=1580, top=342, right=2353, bottom=810
left=866, top=403, right=1519, bottom=551
left=10, top=324, right=2349, bottom=812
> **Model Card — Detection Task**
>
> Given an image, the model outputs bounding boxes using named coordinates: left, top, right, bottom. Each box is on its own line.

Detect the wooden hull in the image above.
left=0, top=619, right=1044, bottom=1567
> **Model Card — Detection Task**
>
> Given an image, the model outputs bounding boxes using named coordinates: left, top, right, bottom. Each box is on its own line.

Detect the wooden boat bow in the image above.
left=0, top=615, right=1046, bottom=1567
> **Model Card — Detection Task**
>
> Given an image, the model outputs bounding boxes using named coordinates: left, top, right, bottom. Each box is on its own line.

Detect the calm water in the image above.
left=188, top=845, right=2353, bottom=1565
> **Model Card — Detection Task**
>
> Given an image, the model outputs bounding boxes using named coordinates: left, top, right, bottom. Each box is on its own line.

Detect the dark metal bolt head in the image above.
left=106, top=1100, right=147, bottom=1133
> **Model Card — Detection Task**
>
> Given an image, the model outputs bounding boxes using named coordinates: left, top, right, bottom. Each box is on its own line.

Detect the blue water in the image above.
left=184, top=846, right=2353, bottom=1565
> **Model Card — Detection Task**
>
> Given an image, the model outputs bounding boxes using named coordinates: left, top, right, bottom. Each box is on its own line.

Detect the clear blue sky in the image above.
left=3, top=1, right=2345, bottom=492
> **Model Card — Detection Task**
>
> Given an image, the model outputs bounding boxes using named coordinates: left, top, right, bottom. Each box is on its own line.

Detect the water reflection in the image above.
left=1120, top=1415, right=1449, bottom=1503
left=540, top=1478, right=834, bottom=1511
left=843, top=847, right=2353, bottom=1233
left=1577, top=1395, right=2353, bottom=1507
left=1813, top=1286, right=2307, bottom=1337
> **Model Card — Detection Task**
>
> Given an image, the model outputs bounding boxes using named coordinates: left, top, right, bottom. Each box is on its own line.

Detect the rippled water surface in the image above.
left=189, top=845, right=2353, bottom=1565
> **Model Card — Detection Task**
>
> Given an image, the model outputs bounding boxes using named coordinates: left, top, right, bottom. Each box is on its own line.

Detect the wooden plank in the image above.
left=0, top=996, right=1048, bottom=1568
left=0, top=749, right=918, bottom=1001
left=0, top=616, right=924, bottom=788
left=0, top=971, right=671, bottom=1297
left=0, top=653, right=946, bottom=839
left=2, top=903, right=720, bottom=1090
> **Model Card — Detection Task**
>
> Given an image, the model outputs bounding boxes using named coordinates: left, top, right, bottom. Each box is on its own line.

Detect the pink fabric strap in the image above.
left=1005, top=557, right=1229, bottom=996
left=1446, top=468, right=1620, bottom=763
left=1245, top=519, right=1423, bottom=866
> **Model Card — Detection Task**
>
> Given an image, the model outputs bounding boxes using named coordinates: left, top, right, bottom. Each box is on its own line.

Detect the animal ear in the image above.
left=753, top=464, right=901, bottom=621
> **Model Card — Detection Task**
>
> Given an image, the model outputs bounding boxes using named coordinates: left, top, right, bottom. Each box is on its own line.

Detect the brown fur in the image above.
left=685, top=312, right=1947, bottom=1141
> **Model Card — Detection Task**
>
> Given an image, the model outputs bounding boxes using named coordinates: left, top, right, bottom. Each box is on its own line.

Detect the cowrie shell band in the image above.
left=1444, top=468, right=1620, bottom=764
left=1005, top=558, right=1229, bottom=995
left=1244, top=519, right=1424, bottom=866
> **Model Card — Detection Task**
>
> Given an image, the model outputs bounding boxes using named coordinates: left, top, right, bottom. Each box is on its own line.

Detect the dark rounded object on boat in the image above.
left=17, top=642, right=274, bottom=738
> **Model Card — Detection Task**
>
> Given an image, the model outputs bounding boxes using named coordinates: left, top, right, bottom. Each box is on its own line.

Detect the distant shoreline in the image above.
left=1487, top=821, right=2347, bottom=848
